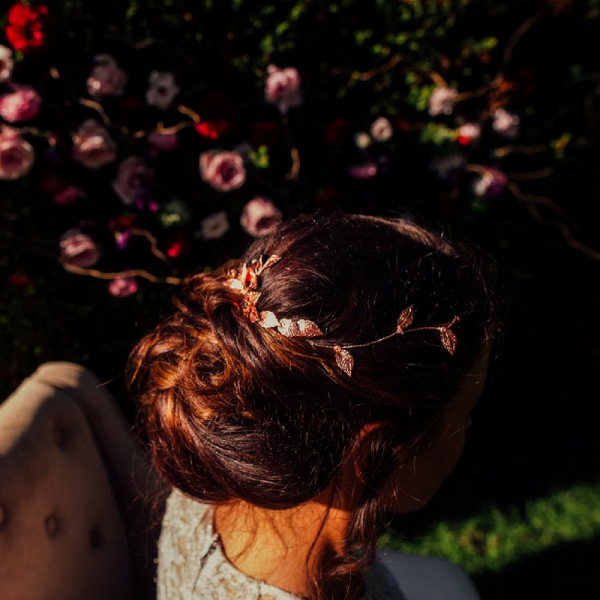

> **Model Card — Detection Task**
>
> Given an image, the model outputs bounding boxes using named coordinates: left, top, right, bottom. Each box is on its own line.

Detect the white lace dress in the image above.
left=157, top=489, right=407, bottom=600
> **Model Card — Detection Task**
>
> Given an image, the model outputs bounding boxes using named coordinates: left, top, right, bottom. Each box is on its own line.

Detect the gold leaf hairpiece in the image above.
left=227, top=254, right=459, bottom=377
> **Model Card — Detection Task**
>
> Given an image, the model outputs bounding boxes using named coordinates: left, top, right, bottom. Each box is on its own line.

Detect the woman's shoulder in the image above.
left=157, top=490, right=301, bottom=600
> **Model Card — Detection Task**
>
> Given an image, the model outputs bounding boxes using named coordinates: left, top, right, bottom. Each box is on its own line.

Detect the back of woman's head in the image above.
left=129, top=211, right=498, bottom=596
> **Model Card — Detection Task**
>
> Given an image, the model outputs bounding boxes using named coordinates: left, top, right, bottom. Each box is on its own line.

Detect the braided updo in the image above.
left=129, top=211, right=498, bottom=599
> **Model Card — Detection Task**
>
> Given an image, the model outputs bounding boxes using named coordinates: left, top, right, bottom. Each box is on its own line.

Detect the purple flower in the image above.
left=0, top=125, right=35, bottom=180
left=199, top=151, right=246, bottom=192
left=348, top=163, right=378, bottom=180
left=201, top=211, right=230, bottom=240
left=54, top=185, right=84, bottom=205
left=148, top=131, right=178, bottom=153
left=112, top=156, right=152, bottom=206
left=108, top=276, right=138, bottom=297
left=240, top=197, right=282, bottom=237
left=473, top=168, right=508, bottom=199
left=86, top=54, right=127, bottom=99
left=59, top=229, right=101, bottom=268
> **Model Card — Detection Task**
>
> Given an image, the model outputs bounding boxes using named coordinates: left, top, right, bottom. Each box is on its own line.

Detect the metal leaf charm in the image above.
left=261, top=254, right=282, bottom=271
left=334, top=345, right=354, bottom=377
left=439, top=327, right=457, bottom=355
left=277, top=318, right=323, bottom=338
left=295, top=319, right=324, bottom=338
left=257, top=311, right=280, bottom=329
left=397, top=305, right=415, bottom=333
left=277, top=318, right=299, bottom=337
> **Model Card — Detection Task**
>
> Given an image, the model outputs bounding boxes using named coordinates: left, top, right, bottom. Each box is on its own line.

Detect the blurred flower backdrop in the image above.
left=1, top=0, right=599, bottom=391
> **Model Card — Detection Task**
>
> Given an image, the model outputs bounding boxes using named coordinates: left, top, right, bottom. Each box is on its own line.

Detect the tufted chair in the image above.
left=0, top=362, right=168, bottom=600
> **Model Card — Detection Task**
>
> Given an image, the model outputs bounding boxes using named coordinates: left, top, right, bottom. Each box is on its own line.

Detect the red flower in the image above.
left=324, top=119, right=349, bottom=147
left=7, top=273, right=32, bottom=289
left=194, top=120, right=230, bottom=140
left=5, top=3, right=54, bottom=55
left=249, top=122, right=282, bottom=148
left=166, top=233, right=191, bottom=259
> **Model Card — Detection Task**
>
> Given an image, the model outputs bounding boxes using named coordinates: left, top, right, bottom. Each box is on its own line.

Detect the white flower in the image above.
left=370, top=117, right=393, bottom=142
left=201, top=211, right=230, bottom=240
left=428, top=86, right=458, bottom=116
left=146, top=71, right=180, bottom=111
left=354, top=132, right=372, bottom=149
left=0, top=45, right=14, bottom=83
left=86, top=54, right=127, bottom=99
left=457, top=122, right=482, bottom=146
left=492, top=108, right=520, bottom=140
left=429, top=153, right=465, bottom=180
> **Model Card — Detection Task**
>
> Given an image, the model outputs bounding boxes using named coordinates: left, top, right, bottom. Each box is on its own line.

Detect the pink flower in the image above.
left=264, top=65, right=302, bottom=114
left=108, top=276, right=138, bottom=297
left=201, top=211, right=230, bottom=240
left=112, top=156, right=151, bottom=206
left=0, top=45, right=14, bottom=83
left=0, top=85, right=42, bottom=123
left=348, top=163, right=378, bottom=180
left=240, top=197, right=282, bottom=237
left=0, top=126, right=35, bottom=180
left=59, top=229, right=101, bottom=268
left=370, top=117, right=393, bottom=142
left=428, top=86, right=458, bottom=116
left=199, top=151, right=246, bottom=192
left=86, top=54, right=127, bottom=99
left=148, top=131, right=178, bottom=153
left=146, top=71, right=180, bottom=111
left=492, top=108, right=520, bottom=139
left=71, top=119, right=117, bottom=169
left=54, top=185, right=84, bottom=205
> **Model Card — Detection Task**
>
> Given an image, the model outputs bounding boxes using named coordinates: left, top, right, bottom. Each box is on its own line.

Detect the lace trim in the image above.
left=157, top=489, right=406, bottom=600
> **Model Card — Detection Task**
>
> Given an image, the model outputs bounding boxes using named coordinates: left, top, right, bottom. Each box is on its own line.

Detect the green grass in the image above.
left=379, top=482, right=600, bottom=575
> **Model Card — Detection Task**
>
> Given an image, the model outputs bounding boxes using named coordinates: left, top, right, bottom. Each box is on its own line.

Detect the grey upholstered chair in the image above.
left=0, top=362, right=168, bottom=600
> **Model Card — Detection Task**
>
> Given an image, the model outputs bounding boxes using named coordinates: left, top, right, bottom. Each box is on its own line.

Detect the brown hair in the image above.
left=129, top=211, right=498, bottom=600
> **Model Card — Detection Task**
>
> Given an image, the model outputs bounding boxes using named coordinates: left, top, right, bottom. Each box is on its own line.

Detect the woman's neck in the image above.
left=214, top=496, right=353, bottom=598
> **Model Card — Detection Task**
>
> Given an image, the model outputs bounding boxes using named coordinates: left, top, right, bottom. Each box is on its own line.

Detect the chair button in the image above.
left=45, top=513, right=61, bottom=538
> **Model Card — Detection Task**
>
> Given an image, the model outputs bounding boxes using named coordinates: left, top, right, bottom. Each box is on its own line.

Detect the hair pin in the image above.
left=227, top=255, right=458, bottom=377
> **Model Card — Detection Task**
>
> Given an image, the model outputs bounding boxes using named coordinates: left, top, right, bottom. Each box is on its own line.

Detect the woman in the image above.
left=129, top=212, right=498, bottom=600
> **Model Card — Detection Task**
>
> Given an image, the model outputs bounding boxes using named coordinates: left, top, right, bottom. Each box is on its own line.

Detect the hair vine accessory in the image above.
left=227, top=254, right=459, bottom=377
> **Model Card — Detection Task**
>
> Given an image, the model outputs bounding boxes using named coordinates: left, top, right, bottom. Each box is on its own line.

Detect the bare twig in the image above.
left=509, top=182, right=600, bottom=261
left=496, top=7, right=549, bottom=81
left=356, top=55, right=401, bottom=82
left=287, top=147, right=301, bottom=181
left=130, top=229, right=172, bottom=266
left=507, top=168, right=554, bottom=180
left=495, top=144, right=547, bottom=157
left=63, top=264, right=183, bottom=285
left=77, top=98, right=112, bottom=125
left=177, top=104, right=202, bottom=123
